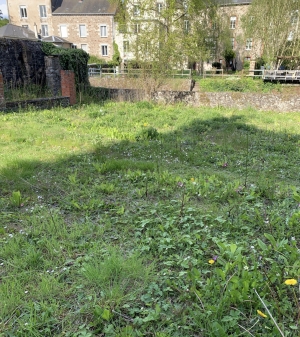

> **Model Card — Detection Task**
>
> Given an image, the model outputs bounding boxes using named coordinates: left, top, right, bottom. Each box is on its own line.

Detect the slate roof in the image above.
left=51, top=0, right=117, bottom=15
left=0, top=24, right=38, bottom=41
left=42, top=35, right=71, bottom=44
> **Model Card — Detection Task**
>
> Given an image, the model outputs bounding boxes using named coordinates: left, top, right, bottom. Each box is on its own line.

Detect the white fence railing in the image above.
left=263, top=70, right=300, bottom=82
left=88, top=66, right=191, bottom=78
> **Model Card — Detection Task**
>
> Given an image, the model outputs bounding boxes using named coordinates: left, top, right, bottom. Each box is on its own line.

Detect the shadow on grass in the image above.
left=0, top=111, right=299, bottom=214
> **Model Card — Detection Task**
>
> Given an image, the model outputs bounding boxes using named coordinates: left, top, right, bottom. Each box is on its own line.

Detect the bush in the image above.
left=42, top=42, right=89, bottom=89
left=199, top=77, right=281, bottom=93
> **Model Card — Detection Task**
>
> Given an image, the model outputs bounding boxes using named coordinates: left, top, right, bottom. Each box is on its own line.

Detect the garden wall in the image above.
left=92, top=87, right=300, bottom=112
left=4, top=97, right=70, bottom=111
left=0, top=39, right=45, bottom=86
left=198, top=92, right=300, bottom=112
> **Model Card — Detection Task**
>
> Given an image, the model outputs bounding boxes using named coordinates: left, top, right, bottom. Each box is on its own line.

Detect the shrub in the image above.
left=42, top=42, right=89, bottom=89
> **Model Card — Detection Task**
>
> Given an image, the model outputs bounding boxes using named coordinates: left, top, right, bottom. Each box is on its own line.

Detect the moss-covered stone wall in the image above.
left=0, top=39, right=46, bottom=86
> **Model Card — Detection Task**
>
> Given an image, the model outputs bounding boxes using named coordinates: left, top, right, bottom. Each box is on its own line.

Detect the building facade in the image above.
left=217, top=0, right=258, bottom=70
left=7, top=0, right=117, bottom=61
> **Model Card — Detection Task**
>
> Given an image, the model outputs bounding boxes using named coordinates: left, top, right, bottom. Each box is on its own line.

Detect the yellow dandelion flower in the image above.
left=257, top=310, right=267, bottom=318
left=190, top=178, right=195, bottom=182
left=284, top=279, right=297, bottom=286
left=208, top=259, right=215, bottom=264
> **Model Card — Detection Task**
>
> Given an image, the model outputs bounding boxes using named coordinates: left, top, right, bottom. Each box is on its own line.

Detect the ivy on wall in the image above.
left=42, top=42, right=89, bottom=88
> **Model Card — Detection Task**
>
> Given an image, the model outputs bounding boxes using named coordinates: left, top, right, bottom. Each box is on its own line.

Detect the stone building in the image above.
left=217, top=0, right=257, bottom=71
left=7, top=0, right=117, bottom=61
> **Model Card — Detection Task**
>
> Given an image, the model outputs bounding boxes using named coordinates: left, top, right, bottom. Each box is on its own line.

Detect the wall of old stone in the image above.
left=51, top=15, right=114, bottom=60
left=0, top=71, right=5, bottom=109
left=90, top=86, right=300, bottom=112
left=4, top=96, right=70, bottom=112
left=45, top=56, right=61, bottom=96
left=0, top=39, right=46, bottom=86
left=7, top=0, right=54, bottom=37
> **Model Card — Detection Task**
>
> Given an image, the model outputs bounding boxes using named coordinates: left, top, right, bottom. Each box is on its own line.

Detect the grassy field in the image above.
left=0, top=101, right=299, bottom=337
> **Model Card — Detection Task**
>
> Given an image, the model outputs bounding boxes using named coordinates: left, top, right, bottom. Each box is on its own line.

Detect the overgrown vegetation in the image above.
left=0, top=102, right=299, bottom=336
left=3, top=83, right=52, bottom=102
left=42, top=42, right=89, bottom=88
left=198, top=77, right=282, bottom=92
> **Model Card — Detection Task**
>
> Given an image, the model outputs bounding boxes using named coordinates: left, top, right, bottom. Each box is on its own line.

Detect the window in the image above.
left=39, top=5, right=47, bottom=18
left=22, top=25, right=28, bottom=28
left=133, top=23, right=140, bottom=34
left=41, top=24, right=48, bottom=37
left=20, top=6, right=27, bottom=18
left=231, top=37, right=235, bottom=49
left=245, top=57, right=251, bottom=61
left=123, top=41, right=129, bottom=53
left=100, top=25, right=107, bottom=37
left=184, top=20, right=189, bottom=33
left=79, top=25, right=87, bottom=37
left=230, top=16, right=236, bottom=29
left=81, top=44, right=88, bottom=52
left=71, top=44, right=77, bottom=49
left=101, top=45, right=108, bottom=56
left=245, top=38, right=252, bottom=50
left=60, top=25, right=68, bottom=38
left=133, top=5, right=140, bottom=16
left=156, top=3, right=163, bottom=13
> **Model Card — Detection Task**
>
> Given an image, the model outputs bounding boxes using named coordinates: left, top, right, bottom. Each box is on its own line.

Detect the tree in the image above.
left=115, top=0, right=221, bottom=89
left=242, top=0, right=300, bottom=69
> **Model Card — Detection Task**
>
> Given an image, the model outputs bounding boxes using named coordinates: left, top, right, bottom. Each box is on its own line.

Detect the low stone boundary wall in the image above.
left=92, top=87, right=300, bottom=112
left=199, top=92, right=300, bottom=112
left=88, top=87, right=147, bottom=102
left=3, top=96, right=70, bottom=112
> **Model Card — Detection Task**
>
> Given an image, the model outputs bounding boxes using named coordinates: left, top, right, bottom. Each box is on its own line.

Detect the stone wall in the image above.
left=198, top=92, right=300, bottom=112
left=45, top=56, right=61, bottom=96
left=4, top=96, right=70, bottom=112
left=0, top=71, right=5, bottom=109
left=91, top=86, right=300, bottom=112
left=0, top=39, right=46, bottom=86
left=51, top=15, right=114, bottom=60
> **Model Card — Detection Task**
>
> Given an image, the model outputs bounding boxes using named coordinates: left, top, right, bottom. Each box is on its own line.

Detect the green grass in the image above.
left=0, top=102, right=300, bottom=336
left=198, top=77, right=282, bottom=93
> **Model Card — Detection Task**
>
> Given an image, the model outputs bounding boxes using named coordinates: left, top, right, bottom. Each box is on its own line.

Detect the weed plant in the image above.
left=0, top=102, right=299, bottom=336
left=4, top=83, right=53, bottom=102
left=199, top=77, right=282, bottom=93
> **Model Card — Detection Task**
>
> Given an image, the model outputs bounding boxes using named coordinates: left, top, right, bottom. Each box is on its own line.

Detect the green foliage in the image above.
left=224, top=48, right=236, bottom=65
left=255, top=57, right=266, bottom=69
left=0, top=18, right=9, bottom=28
left=42, top=42, right=89, bottom=88
left=1, top=102, right=300, bottom=336
left=199, top=78, right=281, bottom=92
left=111, top=41, right=121, bottom=66
left=88, top=54, right=107, bottom=65
left=243, top=61, right=250, bottom=70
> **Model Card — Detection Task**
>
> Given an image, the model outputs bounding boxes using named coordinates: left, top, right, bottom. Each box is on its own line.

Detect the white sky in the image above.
left=0, top=0, right=8, bottom=18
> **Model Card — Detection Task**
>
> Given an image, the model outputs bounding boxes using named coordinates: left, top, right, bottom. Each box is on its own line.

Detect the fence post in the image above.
left=61, top=70, right=76, bottom=105
left=0, top=71, right=5, bottom=110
